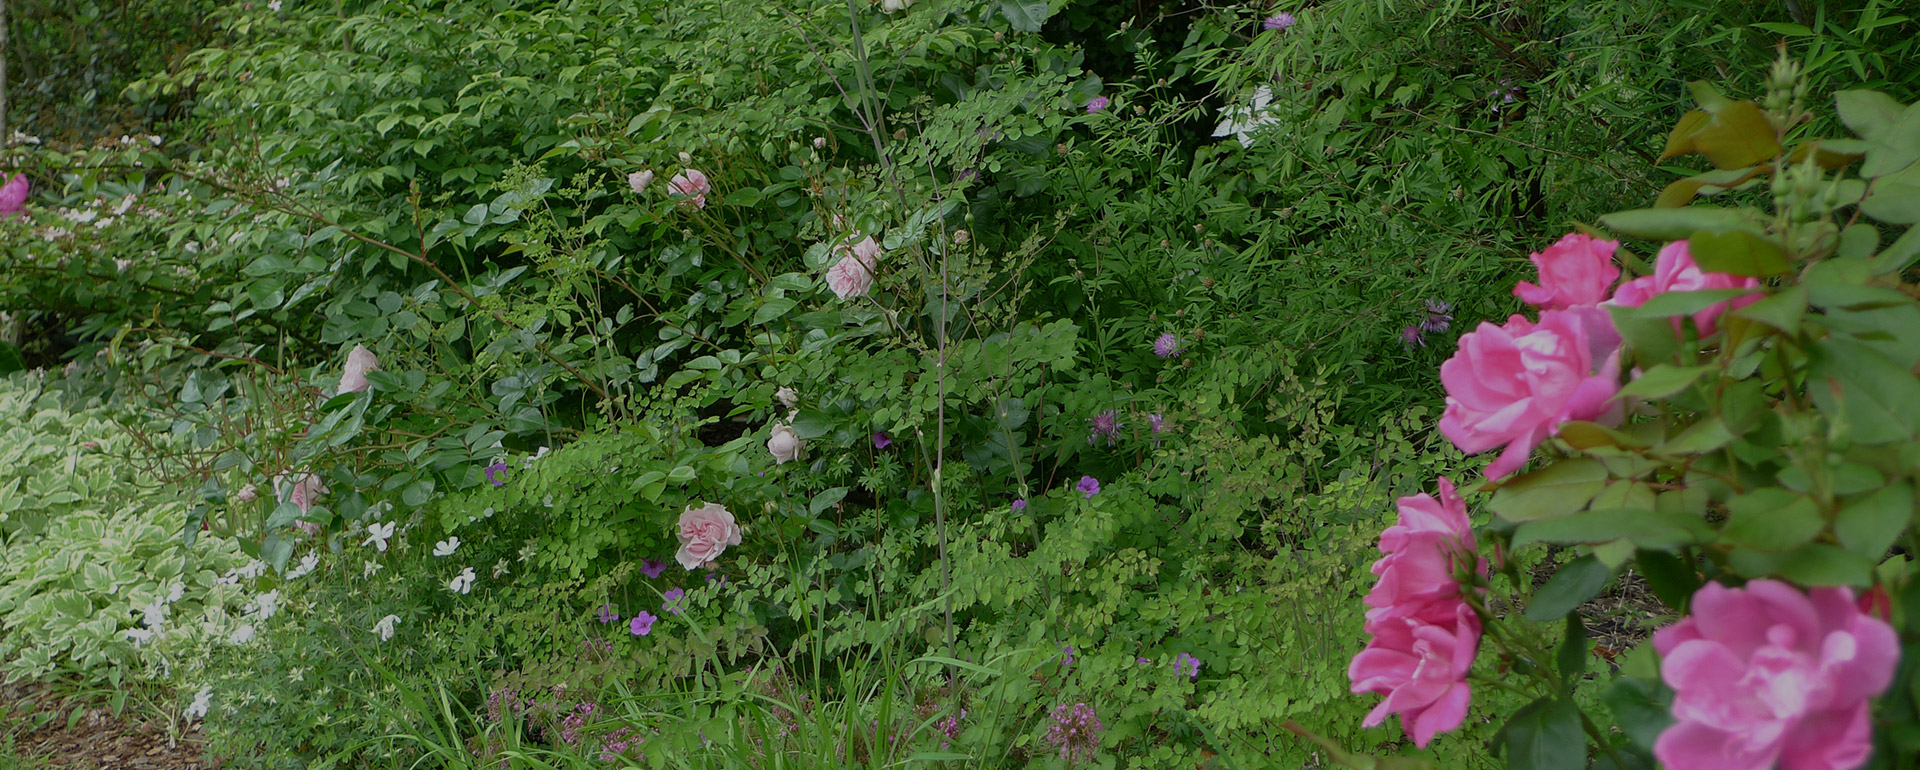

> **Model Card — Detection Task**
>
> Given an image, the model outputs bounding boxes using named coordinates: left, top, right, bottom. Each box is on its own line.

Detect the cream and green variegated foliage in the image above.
left=0, top=371, right=251, bottom=681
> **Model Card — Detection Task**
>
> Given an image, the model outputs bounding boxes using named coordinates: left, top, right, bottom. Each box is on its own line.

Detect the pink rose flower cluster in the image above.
left=0, top=173, right=28, bottom=220
left=1441, top=234, right=1758, bottom=479
left=1655, top=581, right=1897, bottom=770
left=1349, top=478, right=1487, bottom=747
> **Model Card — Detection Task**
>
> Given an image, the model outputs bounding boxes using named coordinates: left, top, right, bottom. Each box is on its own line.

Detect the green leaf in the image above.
left=1860, top=101, right=1920, bottom=178
left=1600, top=207, right=1750, bottom=241
left=1728, top=543, right=1873, bottom=586
left=1808, top=335, right=1920, bottom=445
left=1490, top=459, right=1609, bottom=523
left=790, top=409, right=833, bottom=440
left=1687, top=101, right=1783, bottom=170
left=1688, top=229, right=1791, bottom=277
left=463, top=204, right=489, bottom=226
left=1634, top=549, right=1701, bottom=611
left=809, top=487, right=849, bottom=516
left=1602, top=677, right=1672, bottom=752
left=1514, top=508, right=1710, bottom=550
left=1659, top=417, right=1733, bottom=455
left=1623, top=288, right=1755, bottom=320
left=998, top=0, right=1052, bottom=32
left=1525, top=555, right=1612, bottom=622
left=751, top=297, right=798, bottom=326
left=1836, top=482, right=1914, bottom=559
left=1861, top=162, right=1920, bottom=224
left=1732, top=286, right=1806, bottom=335
left=1616, top=364, right=1714, bottom=401
left=1869, top=224, right=1920, bottom=275
left=1720, top=489, right=1822, bottom=552
left=1498, top=698, right=1587, bottom=770
left=1556, top=614, right=1590, bottom=683
left=1836, top=90, right=1906, bottom=139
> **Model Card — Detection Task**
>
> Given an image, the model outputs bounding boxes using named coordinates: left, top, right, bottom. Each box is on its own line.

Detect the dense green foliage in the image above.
left=2, top=0, right=1918, bottom=768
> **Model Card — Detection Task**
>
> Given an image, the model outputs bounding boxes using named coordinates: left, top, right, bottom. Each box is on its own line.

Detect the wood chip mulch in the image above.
left=4, top=682, right=217, bottom=770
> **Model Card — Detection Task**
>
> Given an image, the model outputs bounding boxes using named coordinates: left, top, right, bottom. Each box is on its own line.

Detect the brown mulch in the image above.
left=4, top=682, right=217, bottom=770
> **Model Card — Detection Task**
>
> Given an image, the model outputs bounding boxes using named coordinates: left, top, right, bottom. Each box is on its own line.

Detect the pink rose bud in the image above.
left=674, top=502, right=742, bottom=570
left=1605, top=240, right=1761, bottom=337
left=767, top=423, right=803, bottom=464
left=1654, top=581, right=1898, bottom=770
left=627, top=170, right=654, bottom=194
left=813, top=137, right=827, bottom=149
left=339, top=344, right=380, bottom=394
left=1512, top=233, right=1620, bottom=310
left=1439, top=306, right=1623, bottom=479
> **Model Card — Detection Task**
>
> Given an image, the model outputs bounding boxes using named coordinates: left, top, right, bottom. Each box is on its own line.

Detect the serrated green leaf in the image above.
left=1617, top=364, right=1715, bottom=401
left=1836, top=482, right=1913, bottom=559
left=1525, top=555, right=1612, bottom=621
left=1490, top=459, right=1609, bottom=523
left=1720, top=489, right=1822, bottom=551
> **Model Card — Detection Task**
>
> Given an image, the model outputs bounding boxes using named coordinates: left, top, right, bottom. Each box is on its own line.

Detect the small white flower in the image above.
left=448, top=567, right=476, bottom=595
left=432, top=537, right=461, bottom=557
left=185, top=686, right=213, bottom=719
left=268, top=0, right=282, bottom=9
left=252, top=590, right=280, bottom=620
left=140, top=599, right=168, bottom=630
left=362, top=560, right=384, bottom=578
left=767, top=422, right=804, bottom=464
left=362, top=521, right=396, bottom=552
left=165, top=582, right=184, bottom=603
left=287, top=552, right=319, bottom=579
left=775, top=386, right=799, bottom=409
left=372, top=614, right=399, bottom=642
left=237, top=559, right=267, bottom=579
left=521, top=446, right=549, bottom=469
left=230, top=624, right=257, bottom=644
left=125, top=628, right=157, bottom=646
left=1212, top=85, right=1280, bottom=147
left=492, top=559, right=511, bottom=578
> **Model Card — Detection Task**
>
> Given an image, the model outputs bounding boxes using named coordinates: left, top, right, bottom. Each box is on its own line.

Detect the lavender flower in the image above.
left=1400, top=325, right=1426, bottom=347
left=937, top=709, right=967, bottom=748
left=1012, top=498, right=1028, bottom=512
left=872, top=431, right=892, bottom=449
left=1420, top=299, right=1453, bottom=332
left=641, top=558, right=668, bottom=579
left=1264, top=12, right=1296, bottom=31
left=596, top=603, right=620, bottom=624
left=484, top=461, right=508, bottom=487
left=662, top=587, right=686, bottom=615
left=1149, top=413, right=1165, bottom=434
left=1087, top=410, right=1122, bottom=446
left=1136, top=657, right=1152, bottom=665
left=1060, top=645, right=1076, bottom=667
left=1046, top=703, right=1105, bottom=764
left=1086, top=96, right=1110, bottom=113
left=630, top=610, right=657, bottom=636
left=1174, top=652, right=1202, bottom=680
left=1152, top=332, right=1182, bottom=358
left=1077, top=476, right=1101, bottom=498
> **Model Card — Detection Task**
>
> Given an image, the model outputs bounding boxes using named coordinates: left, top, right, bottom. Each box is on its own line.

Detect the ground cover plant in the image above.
left=3, top=0, right=1920, bottom=768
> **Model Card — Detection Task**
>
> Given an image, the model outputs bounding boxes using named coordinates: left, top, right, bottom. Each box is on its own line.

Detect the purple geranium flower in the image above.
left=1077, top=476, right=1101, bottom=498
left=1149, top=413, right=1165, bottom=434
left=1152, top=332, right=1182, bottom=358
left=662, top=588, right=686, bottom=615
left=1174, top=652, right=1202, bottom=679
left=1046, top=703, right=1104, bottom=764
left=1400, top=325, right=1426, bottom=347
left=1087, top=410, right=1122, bottom=446
left=1086, top=96, right=1110, bottom=113
left=484, top=461, right=508, bottom=487
left=872, top=431, right=892, bottom=449
left=1264, top=12, right=1296, bottom=31
left=629, top=610, right=656, bottom=636
left=596, top=603, right=620, bottom=624
left=1060, top=645, right=1076, bottom=666
left=641, top=558, right=668, bottom=579
left=1012, top=498, right=1028, bottom=512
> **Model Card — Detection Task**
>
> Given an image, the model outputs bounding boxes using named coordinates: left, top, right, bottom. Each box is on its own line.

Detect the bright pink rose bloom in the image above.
left=339, top=344, right=380, bottom=394
left=1654, top=580, right=1898, bottom=770
left=0, top=173, right=27, bottom=220
left=1513, top=233, right=1620, bottom=310
left=1350, top=599, right=1481, bottom=748
left=1364, top=478, right=1486, bottom=615
left=1605, top=240, right=1761, bottom=337
left=669, top=170, right=710, bottom=210
left=675, top=502, right=742, bottom=570
left=1439, top=305, right=1623, bottom=479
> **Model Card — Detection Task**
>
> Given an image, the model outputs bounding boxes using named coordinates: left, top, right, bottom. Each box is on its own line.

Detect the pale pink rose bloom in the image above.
left=0, top=173, right=27, bottom=219
left=234, top=484, right=259, bottom=503
left=675, top=502, right=742, bottom=570
left=1364, top=478, right=1486, bottom=616
left=669, top=170, right=709, bottom=209
left=767, top=423, right=803, bottom=464
left=1439, top=305, right=1623, bottom=479
left=1654, top=580, right=1898, bottom=770
left=1605, top=240, right=1761, bottom=337
left=1513, top=233, right=1620, bottom=310
left=627, top=170, right=654, bottom=194
left=826, top=254, right=877, bottom=299
left=338, top=345, right=380, bottom=394
left=279, top=473, right=328, bottom=513
left=1349, top=598, right=1481, bottom=748
left=838, top=235, right=881, bottom=265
